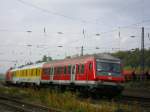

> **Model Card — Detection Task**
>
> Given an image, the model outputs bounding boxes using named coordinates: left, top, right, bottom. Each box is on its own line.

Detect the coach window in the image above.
left=21, top=70, right=22, bottom=76
left=26, top=69, right=28, bottom=76
left=25, top=70, right=26, bottom=76
left=25, top=70, right=27, bottom=76
left=29, top=69, right=31, bottom=76
left=34, top=69, right=36, bottom=76
left=46, top=68, right=50, bottom=75
left=31, top=69, right=34, bottom=76
left=37, top=69, right=39, bottom=76
left=68, top=65, right=71, bottom=74
left=43, top=68, right=46, bottom=74
left=21, top=70, right=22, bottom=77
left=23, top=70, right=24, bottom=76
left=44, top=68, right=46, bottom=74
left=81, top=64, right=84, bottom=74
left=34, top=69, right=35, bottom=76
left=49, top=68, right=51, bottom=75
left=22, top=70, right=24, bottom=77
left=58, top=67, right=62, bottom=74
left=16, top=71, right=18, bottom=77
left=76, top=65, right=79, bottom=74
left=54, top=67, right=57, bottom=75
left=58, top=67, right=61, bottom=74
left=28, top=69, right=30, bottom=76
left=64, top=66, right=67, bottom=74
left=21, top=70, right=23, bottom=76
left=27, top=70, right=29, bottom=76
left=31, top=69, right=33, bottom=76
left=44, top=68, right=49, bottom=75
left=57, top=67, right=59, bottom=74
left=22, top=70, right=23, bottom=77
left=57, top=67, right=60, bottom=74
left=89, top=63, right=93, bottom=71
left=26, top=70, right=27, bottom=76
left=35, top=69, right=37, bottom=76
left=61, top=67, right=63, bottom=74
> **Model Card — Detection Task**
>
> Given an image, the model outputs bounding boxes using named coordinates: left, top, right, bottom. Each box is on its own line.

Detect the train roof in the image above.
left=44, top=53, right=120, bottom=67
left=93, top=53, right=120, bottom=61
left=11, top=62, right=45, bottom=71
left=48, top=53, right=120, bottom=62
left=9, top=53, right=120, bottom=70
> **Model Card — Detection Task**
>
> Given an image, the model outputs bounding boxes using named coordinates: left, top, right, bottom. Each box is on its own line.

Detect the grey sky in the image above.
left=0, top=0, right=150, bottom=73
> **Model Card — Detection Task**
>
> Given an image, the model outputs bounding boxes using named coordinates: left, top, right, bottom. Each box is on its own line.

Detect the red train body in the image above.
left=5, top=54, right=125, bottom=95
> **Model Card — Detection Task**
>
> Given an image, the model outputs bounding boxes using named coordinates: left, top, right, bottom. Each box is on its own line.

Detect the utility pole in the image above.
left=118, top=27, right=121, bottom=51
left=81, top=46, right=83, bottom=56
left=81, top=28, right=85, bottom=56
left=141, top=27, right=145, bottom=80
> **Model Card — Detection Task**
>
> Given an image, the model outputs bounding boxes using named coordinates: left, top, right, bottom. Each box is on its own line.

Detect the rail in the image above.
left=0, top=95, right=65, bottom=112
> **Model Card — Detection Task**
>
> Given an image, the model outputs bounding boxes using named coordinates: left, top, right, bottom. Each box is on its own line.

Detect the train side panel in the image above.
left=8, top=63, right=44, bottom=85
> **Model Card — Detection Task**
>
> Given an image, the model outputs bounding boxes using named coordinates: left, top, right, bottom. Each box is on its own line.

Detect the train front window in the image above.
left=96, top=61, right=121, bottom=76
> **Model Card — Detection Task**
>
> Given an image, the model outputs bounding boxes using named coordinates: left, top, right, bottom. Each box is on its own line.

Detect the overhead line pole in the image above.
left=141, top=27, right=145, bottom=80
left=81, top=46, right=83, bottom=56
left=81, top=29, right=85, bottom=56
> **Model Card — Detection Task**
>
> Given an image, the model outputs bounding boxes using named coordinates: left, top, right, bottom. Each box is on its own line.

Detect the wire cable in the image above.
left=16, top=0, right=96, bottom=24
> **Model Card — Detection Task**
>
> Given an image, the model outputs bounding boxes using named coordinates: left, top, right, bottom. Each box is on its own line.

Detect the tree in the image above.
left=111, top=48, right=150, bottom=70
left=35, top=55, right=53, bottom=63
left=42, top=55, right=52, bottom=62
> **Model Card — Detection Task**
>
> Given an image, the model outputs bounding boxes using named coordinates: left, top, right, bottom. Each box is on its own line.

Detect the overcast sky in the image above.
left=0, top=0, right=150, bottom=73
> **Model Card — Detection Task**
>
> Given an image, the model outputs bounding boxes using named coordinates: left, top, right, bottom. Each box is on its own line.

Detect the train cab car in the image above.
left=41, top=53, right=124, bottom=95
left=93, top=54, right=124, bottom=94
left=95, top=54, right=124, bottom=82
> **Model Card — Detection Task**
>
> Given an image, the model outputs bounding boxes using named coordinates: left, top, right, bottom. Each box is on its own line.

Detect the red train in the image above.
left=5, top=54, right=125, bottom=95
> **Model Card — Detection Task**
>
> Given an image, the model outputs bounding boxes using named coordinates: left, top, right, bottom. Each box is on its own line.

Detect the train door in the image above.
left=71, top=65, right=76, bottom=83
left=50, top=67, right=54, bottom=81
left=87, top=61, right=94, bottom=80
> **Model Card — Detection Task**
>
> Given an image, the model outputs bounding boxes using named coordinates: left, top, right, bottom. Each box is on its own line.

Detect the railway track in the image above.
left=118, top=95, right=150, bottom=109
left=85, top=94, right=150, bottom=112
left=1, top=83, right=150, bottom=112
left=0, top=95, right=64, bottom=112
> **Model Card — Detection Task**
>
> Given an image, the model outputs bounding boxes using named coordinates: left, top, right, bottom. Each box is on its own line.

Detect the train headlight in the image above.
left=108, top=73, right=112, bottom=76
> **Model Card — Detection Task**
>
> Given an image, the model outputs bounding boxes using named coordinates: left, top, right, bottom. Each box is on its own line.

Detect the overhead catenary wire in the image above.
left=0, top=59, right=17, bottom=62
left=1, top=1, right=149, bottom=48
left=16, top=0, right=96, bottom=24
left=16, top=0, right=150, bottom=28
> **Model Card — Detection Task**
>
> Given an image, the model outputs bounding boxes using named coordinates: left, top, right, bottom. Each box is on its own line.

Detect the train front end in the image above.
left=93, top=54, right=125, bottom=95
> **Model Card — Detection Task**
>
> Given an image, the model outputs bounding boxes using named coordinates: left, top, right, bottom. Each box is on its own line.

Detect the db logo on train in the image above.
left=108, top=73, right=112, bottom=80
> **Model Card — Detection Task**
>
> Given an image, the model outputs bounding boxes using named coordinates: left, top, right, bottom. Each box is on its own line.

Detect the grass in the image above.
left=0, top=86, right=142, bottom=112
